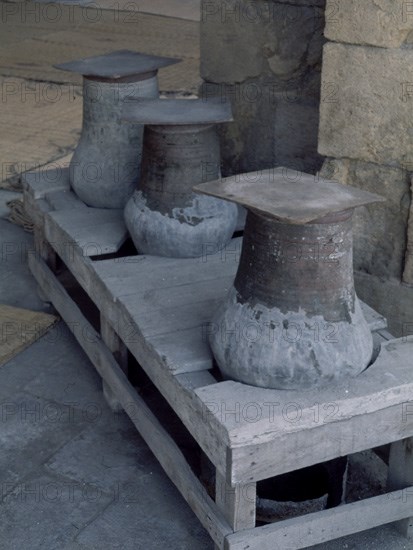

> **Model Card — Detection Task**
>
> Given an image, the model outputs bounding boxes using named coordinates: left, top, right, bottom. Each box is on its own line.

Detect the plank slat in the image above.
left=225, top=487, right=413, bottom=550
left=22, top=167, right=70, bottom=199
left=127, top=298, right=222, bottom=338
left=48, top=208, right=128, bottom=256
left=195, top=338, right=413, bottom=446
left=45, top=189, right=87, bottom=211
left=148, top=327, right=213, bottom=374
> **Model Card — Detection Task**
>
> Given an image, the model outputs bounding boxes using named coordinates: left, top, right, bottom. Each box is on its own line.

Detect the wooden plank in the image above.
left=44, top=214, right=97, bottom=294
left=94, top=263, right=386, bottom=333
left=28, top=252, right=232, bottom=548
left=227, top=401, right=413, bottom=485
left=175, top=370, right=217, bottom=392
left=148, top=327, right=212, bottom=374
left=195, top=339, right=413, bottom=446
left=23, top=193, right=51, bottom=227
left=33, top=225, right=57, bottom=271
left=45, top=189, right=87, bottom=211
left=193, top=339, right=413, bottom=483
left=361, top=301, right=387, bottom=332
left=92, top=240, right=242, bottom=299
left=48, top=207, right=125, bottom=232
left=22, top=167, right=70, bottom=199
left=101, top=314, right=129, bottom=412
left=48, top=208, right=128, bottom=256
left=377, top=328, right=394, bottom=341
left=99, top=294, right=230, bottom=475
left=388, top=437, right=413, bottom=539
left=129, top=298, right=223, bottom=338
left=225, top=487, right=413, bottom=550
left=123, top=274, right=233, bottom=307
left=215, top=472, right=256, bottom=533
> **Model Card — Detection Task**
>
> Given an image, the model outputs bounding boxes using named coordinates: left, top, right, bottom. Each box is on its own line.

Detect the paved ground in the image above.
left=0, top=1, right=412, bottom=549
left=0, top=0, right=200, bottom=187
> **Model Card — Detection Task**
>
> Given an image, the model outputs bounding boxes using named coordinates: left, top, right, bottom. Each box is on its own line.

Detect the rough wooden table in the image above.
left=23, top=168, right=413, bottom=550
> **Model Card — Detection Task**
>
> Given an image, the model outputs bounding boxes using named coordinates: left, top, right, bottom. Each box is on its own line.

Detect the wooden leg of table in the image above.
left=214, top=471, right=256, bottom=550
left=388, top=437, right=413, bottom=539
left=34, top=225, right=57, bottom=271
left=33, top=225, right=57, bottom=301
left=100, top=315, right=128, bottom=412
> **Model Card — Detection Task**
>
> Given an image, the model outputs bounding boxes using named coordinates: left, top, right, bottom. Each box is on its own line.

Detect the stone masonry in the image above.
left=200, top=0, right=413, bottom=335
left=318, top=0, right=413, bottom=336
left=200, top=0, right=326, bottom=175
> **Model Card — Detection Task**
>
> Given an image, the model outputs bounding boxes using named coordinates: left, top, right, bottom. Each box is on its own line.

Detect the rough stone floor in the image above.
left=0, top=1, right=411, bottom=548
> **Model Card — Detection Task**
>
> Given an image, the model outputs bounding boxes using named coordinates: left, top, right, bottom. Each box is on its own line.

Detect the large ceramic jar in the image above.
left=122, top=99, right=238, bottom=258
left=55, top=50, right=180, bottom=208
left=195, top=168, right=384, bottom=390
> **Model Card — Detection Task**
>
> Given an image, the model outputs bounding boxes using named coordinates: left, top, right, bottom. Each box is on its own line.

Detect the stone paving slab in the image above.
left=0, top=219, right=49, bottom=310
left=0, top=391, right=90, bottom=489
left=19, top=323, right=106, bottom=407
left=45, top=413, right=154, bottom=492
left=74, top=465, right=211, bottom=550
left=0, top=469, right=115, bottom=550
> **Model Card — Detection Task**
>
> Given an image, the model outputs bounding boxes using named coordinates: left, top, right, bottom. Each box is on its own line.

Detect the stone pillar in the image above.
left=318, top=0, right=413, bottom=337
left=200, top=0, right=326, bottom=175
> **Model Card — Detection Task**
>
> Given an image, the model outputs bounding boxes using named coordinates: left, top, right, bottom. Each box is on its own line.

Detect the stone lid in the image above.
left=121, top=98, right=233, bottom=125
left=194, top=167, right=385, bottom=224
left=54, top=50, right=181, bottom=79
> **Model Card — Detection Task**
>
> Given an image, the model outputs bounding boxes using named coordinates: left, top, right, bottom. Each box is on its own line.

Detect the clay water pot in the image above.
left=55, top=50, right=180, bottom=208
left=122, top=99, right=238, bottom=258
left=195, top=168, right=384, bottom=390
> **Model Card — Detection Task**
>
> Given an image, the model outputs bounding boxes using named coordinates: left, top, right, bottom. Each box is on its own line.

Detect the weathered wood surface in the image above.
left=48, top=208, right=128, bottom=256
left=101, top=314, right=129, bottom=412
left=215, top=472, right=256, bottom=533
left=196, top=338, right=413, bottom=444
left=388, top=437, right=413, bottom=539
left=28, top=252, right=232, bottom=549
left=225, top=486, right=413, bottom=550
left=45, top=189, right=87, bottom=212
left=22, top=167, right=70, bottom=200
left=23, top=167, right=127, bottom=255
left=194, top=337, right=413, bottom=483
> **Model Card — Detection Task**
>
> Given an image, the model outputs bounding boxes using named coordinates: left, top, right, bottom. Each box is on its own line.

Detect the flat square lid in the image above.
left=194, top=167, right=385, bottom=224
left=54, top=50, right=180, bottom=78
left=122, top=98, right=233, bottom=125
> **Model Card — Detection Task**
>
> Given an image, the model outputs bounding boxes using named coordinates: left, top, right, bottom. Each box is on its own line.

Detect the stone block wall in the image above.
left=318, top=0, right=413, bottom=335
left=200, top=0, right=326, bottom=175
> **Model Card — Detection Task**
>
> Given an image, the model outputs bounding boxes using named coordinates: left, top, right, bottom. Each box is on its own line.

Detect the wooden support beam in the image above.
left=225, top=487, right=413, bottom=550
left=101, top=314, right=129, bottom=412
left=388, top=437, right=413, bottom=539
